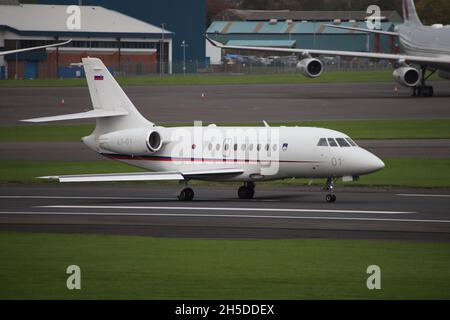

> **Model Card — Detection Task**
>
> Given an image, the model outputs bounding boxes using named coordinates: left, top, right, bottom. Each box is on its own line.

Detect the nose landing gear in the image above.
left=238, top=182, right=255, bottom=200
left=325, top=177, right=337, bottom=203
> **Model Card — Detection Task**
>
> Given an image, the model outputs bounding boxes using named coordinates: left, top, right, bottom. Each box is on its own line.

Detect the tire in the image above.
left=178, top=188, right=194, bottom=201
left=326, top=194, right=336, bottom=203
left=238, top=186, right=254, bottom=199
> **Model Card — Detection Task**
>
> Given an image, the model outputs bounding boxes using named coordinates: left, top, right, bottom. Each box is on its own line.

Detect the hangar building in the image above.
left=207, top=9, right=402, bottom=58
left=37, top=0, right=207, bottom=72
left=0, top=1, right=173, bottom=79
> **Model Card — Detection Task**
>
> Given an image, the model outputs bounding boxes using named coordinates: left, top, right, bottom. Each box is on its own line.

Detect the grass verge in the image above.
left=0, top=232, right=449, bottom=299
left=0, top=158, right=449, bottom=188
left=2, top=119, right=450, bottom=142
left=0, top=70, right=396, bottom=87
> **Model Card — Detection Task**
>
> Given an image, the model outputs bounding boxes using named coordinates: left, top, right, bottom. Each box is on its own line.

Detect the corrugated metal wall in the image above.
left=38, top=0, right=206, bottom=65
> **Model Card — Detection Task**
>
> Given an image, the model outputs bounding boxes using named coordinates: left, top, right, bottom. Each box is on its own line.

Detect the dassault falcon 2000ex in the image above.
left=22, top=57, right=384, bottom=202
left=207, top=0, right=450, bottom=97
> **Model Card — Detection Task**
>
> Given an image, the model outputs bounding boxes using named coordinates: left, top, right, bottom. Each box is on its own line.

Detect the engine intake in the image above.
left=393, top=67, right=421, bottom=87
left=99, top=128, right=163, bottom=155
left=296, top=58, right=323, bottom=78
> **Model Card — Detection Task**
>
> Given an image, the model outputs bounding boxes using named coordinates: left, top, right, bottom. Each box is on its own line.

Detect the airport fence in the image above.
left=4, top=57, right=394, bottom=80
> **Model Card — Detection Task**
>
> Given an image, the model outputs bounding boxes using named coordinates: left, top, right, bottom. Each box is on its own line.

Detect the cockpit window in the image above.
left=328, top=138, right=338, bottom=147
left=317, top=138, right=328, bottom=146
left=345, top=138, right=357, bottom=147
left=336, top=138, right=351, bottom=147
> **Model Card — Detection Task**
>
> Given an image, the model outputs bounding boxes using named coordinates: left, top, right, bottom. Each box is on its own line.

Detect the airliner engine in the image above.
left=393, top=67, right=421, bottom=87
left=296, top=58, right=323, bottom=78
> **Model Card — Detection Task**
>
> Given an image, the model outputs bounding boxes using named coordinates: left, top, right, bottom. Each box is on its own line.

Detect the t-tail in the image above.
left=22, top=57, right=153, bottom=136
left=403, top=0, right=423, bottom=26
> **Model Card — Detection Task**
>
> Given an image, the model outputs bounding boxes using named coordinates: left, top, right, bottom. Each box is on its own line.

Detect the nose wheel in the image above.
left=326, top=194, right=337, bottom=203
left=324, top=177, right=337, bottom=203
left=238, top=182, right=255, bottom=199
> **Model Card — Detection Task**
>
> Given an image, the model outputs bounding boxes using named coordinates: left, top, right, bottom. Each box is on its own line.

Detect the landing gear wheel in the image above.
left=326, top=194, right=336, bottom=203
left=423, top=85, right=434, bottom=97
left=178, top=188, right=194, bottom=201
left=412, top=67, right=435, bottom=97
left=238, top=185, right=255, bottom=200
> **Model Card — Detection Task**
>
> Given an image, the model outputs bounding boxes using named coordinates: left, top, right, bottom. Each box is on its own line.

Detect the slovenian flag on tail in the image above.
left=94, top=75, right=104, bottom=80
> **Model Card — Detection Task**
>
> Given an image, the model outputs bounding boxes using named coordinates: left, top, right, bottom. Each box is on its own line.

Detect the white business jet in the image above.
left=23, top=57, right=384, bottom=202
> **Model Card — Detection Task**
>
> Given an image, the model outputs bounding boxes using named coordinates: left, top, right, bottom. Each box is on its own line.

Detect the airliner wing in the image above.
left=207, top=36, right=450, bottom=68
left=323, top=24, right=398, bottom=36
left=39, top=168, right=244, bottom=182
left=0, top=39, right=72, bottom=56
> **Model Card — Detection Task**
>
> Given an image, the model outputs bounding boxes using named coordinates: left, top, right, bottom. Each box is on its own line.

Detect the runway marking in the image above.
left=397, top=194, right=450, bottom=198
left=38, top=205, right=413, bottom=215
left=0, top=195, right=174, bottom=200
left=0, top=211, right=447, bottom=224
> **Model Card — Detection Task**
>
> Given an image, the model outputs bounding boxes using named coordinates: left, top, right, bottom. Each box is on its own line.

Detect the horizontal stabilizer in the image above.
left=21, top=109, right=128, bottom=123
left=39, top=168, right=244, bottom=183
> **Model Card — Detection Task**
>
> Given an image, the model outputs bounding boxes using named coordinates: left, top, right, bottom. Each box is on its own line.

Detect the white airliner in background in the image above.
left=207, top=0, right=450, bottom=97
left=0, top=39, right=71, bottom=56
left=23, top=57, right=384, bottom=202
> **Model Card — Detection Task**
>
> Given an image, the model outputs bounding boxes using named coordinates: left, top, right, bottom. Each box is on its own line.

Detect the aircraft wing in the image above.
left=207, top=36, right=450, bottom=68
left=39, top=168, right=244, bottom=182
left=323, top=24, right=398, bottom=36
left=0, top=39, right=72, bottom=56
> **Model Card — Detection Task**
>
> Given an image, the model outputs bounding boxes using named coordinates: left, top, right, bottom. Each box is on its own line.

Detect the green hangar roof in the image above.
left=207, top=21, right=396, bottom=35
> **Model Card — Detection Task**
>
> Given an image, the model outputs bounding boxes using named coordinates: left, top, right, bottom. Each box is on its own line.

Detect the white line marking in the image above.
left=397, top=194, right=450, bottom=198
left=38, top=205, right=413, bottom=215
left=0, top=195, right=173, bottom=200
left=0, top=211, right=446, bottom=224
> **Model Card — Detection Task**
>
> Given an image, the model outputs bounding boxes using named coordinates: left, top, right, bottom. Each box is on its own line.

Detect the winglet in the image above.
left=206, top=36, right=224, bottom=48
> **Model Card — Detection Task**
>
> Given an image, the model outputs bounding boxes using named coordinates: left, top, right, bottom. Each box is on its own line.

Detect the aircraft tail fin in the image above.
left=403, top=0, right=422, bottom=26
left=22, top=57, right=152, bottom=133
left=82, top=57, right=152, bottom=132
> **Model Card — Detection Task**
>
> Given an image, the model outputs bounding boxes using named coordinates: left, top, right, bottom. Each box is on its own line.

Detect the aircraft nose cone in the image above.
left=367, top=153, right=385, bottom=173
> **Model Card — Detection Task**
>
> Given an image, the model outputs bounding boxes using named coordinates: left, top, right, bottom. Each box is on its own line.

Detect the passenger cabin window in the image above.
left=346, top=138, right=357, bottom=147
left=328, top=138, right=338, bottom=147
left=317, top=138, right=328, bottom=147
left=336, top=138, right=351, bottom=147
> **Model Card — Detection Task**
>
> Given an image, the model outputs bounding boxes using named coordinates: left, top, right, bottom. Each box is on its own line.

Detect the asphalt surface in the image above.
left=1, top=81, right=450, bottom=125
left=0, top=184, right=449, bottom=242
left=0, top=81, right=449, bottom=242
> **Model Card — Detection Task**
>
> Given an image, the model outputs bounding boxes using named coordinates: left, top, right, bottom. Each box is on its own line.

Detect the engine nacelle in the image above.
left=99, top=128, right=163, bottom=155
left=296, top=58, right=323, bottom=78
left=393, top=67, right=421, bottom=87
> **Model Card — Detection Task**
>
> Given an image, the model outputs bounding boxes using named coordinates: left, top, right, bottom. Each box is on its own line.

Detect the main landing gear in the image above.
left=238, top=182, right=255, bottom=200
left=325, top=177, right=337, bottom=203
left=412, top=67, right=436, bottom=97
left=178, top=181, right=194, bottom=201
